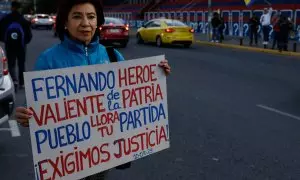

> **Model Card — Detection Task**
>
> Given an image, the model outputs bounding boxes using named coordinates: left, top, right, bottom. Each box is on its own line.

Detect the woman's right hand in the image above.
left=15, top=107, right=32, bottom=127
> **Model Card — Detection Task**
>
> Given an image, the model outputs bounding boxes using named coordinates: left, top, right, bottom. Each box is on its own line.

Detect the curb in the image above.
left=195, top=40, right=300, bottom=57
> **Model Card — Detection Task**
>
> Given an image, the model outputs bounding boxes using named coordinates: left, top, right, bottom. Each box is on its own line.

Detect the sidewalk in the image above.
left=129, top=28, right=300, bottom=56
left=194, top=33, right=299, bottom=52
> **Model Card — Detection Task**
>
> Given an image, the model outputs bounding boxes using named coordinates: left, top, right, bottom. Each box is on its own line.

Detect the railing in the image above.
left=111, top=0, right=129, bottom=12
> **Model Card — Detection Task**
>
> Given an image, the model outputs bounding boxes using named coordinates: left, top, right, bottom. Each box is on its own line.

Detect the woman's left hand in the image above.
left=159, top=60, right=171, bottom=76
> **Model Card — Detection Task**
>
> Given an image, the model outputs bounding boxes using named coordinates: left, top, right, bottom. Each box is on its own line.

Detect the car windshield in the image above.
left=37, top=15, right=49, bottom=19
left=104, top=18, right=124, bottom=25
left=164, top=20, right=187, bottom=26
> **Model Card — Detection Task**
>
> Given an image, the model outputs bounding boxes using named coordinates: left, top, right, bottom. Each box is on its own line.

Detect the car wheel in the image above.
left=184, top=44, right=191, bottom=48
left=156, top=36, right=163, bottom=47
left=137, top=33, right=144, bottom=44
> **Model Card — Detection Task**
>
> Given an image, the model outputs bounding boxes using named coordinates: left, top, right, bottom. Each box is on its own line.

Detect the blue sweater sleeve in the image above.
left=114, top=49, right=125, bottom=62
left=34, top=52, right=50, bottom=71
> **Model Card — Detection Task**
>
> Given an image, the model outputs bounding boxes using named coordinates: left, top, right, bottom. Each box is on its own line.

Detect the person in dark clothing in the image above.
left=0, top=1, right=32, bottom=89
left=211, top=12, right=221, bottom=42
left=278, top=15, right=292, bottom=51
left=248, top=14, right=260, bottom=46
left=271, top=14, right=280, bottom=49
left=218, top=16, right=225, bottom=41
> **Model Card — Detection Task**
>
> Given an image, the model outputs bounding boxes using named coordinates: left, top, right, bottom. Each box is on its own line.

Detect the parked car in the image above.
left=31, top=14, right=54, bottom=29
left=136, top=18, right=194, bottom=48
left=99, top=17, right=129, bottom=48
left=0, top=47, right=15, bottom=116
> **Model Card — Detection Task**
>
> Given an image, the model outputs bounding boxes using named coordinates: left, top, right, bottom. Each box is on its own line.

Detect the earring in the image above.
left=64, top=26, right=67, bottom=29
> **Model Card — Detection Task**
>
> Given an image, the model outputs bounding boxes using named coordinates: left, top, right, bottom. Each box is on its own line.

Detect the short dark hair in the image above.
left=11, top=1, right=21, bottom=10
left=56, top=0, right=104, bottom=41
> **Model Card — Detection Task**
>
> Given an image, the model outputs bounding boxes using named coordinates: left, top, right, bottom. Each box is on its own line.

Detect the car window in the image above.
left=144, top=21, right=154, bottom=28
left=37, top=15, right=49, bottom=19
left=104, top=18, right=124, bottom=25
left=151, top=21, right=161, bottom=27
left=163, top=19, right=186, bottom=26
left=146, top=21, right=161, bottom=28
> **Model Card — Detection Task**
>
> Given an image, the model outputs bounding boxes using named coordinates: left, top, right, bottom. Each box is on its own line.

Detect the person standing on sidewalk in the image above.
left=218, top=16, right=225, bottom=41
left=260, top=7, right=273, bottom=47
left=0, top=1, right=32, bottom=89
left=271, top=13, right=280, bottom=49
left=249, top=14, right=260, bottom=46
left=278, top=15, right=293, bottom=51
left=211, top=12, right=221, bottom=43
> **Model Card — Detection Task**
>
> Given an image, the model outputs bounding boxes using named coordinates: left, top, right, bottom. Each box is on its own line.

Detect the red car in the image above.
left=99, top=17, right=129, bottom=48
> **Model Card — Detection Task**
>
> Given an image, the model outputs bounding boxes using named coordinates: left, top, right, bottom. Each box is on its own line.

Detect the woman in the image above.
left=211, top=12, right=221, bottom=43
left=271, top=14, right=280, bottom=49
left=278, top=15, right=292, bottom=51
left=15, top=0, right=171, bottom=179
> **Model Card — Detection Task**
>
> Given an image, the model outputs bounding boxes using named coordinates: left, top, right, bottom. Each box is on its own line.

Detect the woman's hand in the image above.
left=159, top=60, right=171, bottom=76
left=15, top=107, right=32, bottom=127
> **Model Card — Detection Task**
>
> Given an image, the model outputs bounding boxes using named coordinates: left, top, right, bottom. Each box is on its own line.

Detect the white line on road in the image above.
left=8, top=120, right=21, bottom=137
left=0, top=128, right=10, bottom=131
left=257, top=104, right=300, bottom=121
left=0, top=115, right=9, bottom=125
left=1, top=153, right=29, bottom=158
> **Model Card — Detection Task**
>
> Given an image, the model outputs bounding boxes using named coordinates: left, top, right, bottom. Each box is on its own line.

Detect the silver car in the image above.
left=0, top=47, right=15, bottom=115
left=31, top=14, right=54, bottom=29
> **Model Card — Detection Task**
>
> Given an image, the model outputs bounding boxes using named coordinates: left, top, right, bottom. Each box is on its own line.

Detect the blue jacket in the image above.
left=34, top=35, right=124, bottom=70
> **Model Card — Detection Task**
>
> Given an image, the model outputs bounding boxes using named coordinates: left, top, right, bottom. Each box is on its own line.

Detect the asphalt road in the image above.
left=1, top=30, right=300, bottom=180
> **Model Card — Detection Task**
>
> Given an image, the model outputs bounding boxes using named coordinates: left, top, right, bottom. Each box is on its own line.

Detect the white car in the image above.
left=0, top=47, right=15, bottom=115
left=31, top=14, right=54, bottom=29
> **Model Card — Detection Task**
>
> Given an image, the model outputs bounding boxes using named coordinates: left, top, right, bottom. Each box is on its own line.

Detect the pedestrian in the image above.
left=218, top=16, right=225, bottom=41
left=0, top=1, right=32, bottom=89
left=278, top=15, right=293, bottom=51
left=14, top=0, right=171, bottom=179
left=211, top=12, right=221, bottom=43
left=248, top=14, right=260, bottom=46
left=271, top=13, right=280, bottom=49
left=260, top=7, right=273, bottom=47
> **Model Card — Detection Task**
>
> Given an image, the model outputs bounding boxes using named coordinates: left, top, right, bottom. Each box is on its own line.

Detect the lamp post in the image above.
left=34, top=0, right=37, bottom=13
left=207, top=0, right=212, bottom=41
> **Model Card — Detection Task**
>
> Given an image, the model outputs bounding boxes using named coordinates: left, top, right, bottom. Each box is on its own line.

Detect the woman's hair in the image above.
left=56, top=0, right=104, bottom=41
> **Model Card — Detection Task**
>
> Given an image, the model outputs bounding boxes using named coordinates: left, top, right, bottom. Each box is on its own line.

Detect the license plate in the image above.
left=110, top=29, right=120, bottom=33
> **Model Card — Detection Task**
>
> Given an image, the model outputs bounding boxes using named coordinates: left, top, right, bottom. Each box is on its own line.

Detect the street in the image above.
left=1, top=30, right=300, bottom=180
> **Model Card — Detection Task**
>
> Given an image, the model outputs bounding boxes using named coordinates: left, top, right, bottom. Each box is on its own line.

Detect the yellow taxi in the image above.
left=136, top=18, right=194, bottom=48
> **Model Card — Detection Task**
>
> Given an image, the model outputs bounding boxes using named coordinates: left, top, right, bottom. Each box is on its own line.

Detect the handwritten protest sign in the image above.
left=24, top=55, right=170, bottom=180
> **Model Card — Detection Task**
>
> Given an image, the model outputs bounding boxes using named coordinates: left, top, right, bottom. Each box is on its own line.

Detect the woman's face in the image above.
left=66, top=3, right=97, bottom=45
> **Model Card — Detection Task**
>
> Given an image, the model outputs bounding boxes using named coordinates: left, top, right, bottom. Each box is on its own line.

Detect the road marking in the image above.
left=257, top=104, right=300, bottom=121
left=0, top=115, right=21, bottom=137
left=0, top=128, right=10, bottom=131
left=1, top=153, right=29, bottom=158
left=0, top=115, right=9, bottom=125
left=8, top=120, right=21, bottom=137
